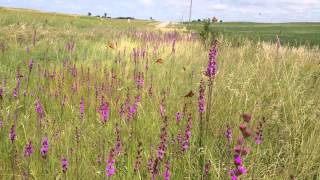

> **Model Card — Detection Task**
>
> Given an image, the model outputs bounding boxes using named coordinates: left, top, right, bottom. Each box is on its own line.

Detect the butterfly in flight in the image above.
left=184, top=90, right=194, bottom=98
left=155, top=58, right=164, bottom=64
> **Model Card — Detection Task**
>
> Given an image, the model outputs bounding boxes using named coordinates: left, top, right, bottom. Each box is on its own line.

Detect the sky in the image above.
left=1, top=0, right=320, bottom=22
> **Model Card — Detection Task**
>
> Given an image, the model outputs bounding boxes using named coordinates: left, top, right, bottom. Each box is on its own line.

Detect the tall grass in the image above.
left=0, top=8, right=320, bottom=179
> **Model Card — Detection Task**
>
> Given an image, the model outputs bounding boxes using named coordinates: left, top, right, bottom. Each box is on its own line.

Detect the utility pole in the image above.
left=188, top=0, right=192, bottom=22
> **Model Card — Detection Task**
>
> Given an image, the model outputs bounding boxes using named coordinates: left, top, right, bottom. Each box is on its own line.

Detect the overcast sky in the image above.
left=1, top=0, right=320, bottom=22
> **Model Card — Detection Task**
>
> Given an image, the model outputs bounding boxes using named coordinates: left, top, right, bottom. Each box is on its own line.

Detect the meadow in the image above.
left=184, top=22, right=320, bottom=47
left=0, top=7, right=320, bottom=180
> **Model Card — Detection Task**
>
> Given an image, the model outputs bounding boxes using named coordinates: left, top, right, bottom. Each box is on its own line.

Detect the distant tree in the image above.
left=197, top=19, right=201, bottom=22
left=88, top=12, right=92, bottom=16
left=219, top=20, right=223, bottom=23
left=150, top=17, right=153, bottom=20
left=104, top=13, right=107, bottom=17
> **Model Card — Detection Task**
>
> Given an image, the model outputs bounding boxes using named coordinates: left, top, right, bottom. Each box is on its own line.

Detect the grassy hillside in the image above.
left=0, top=7, right=320, bottom=180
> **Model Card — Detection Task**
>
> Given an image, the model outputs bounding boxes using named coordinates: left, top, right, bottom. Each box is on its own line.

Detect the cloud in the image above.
left=140, top=0, right=153, bottom=6
left=0, top=0, right=319, bottom=22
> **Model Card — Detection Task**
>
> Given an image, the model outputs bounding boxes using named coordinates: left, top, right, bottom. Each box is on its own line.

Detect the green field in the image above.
left=0, top=7, right=320, bottom=180
left=185, top=22, right=320, bottom=47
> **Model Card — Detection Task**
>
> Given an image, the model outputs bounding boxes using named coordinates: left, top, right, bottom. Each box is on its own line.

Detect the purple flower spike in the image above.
left=61, top=157, right=68, bottom=173
left=206, top=42, right=218, bottom=79
left=175, top=112, right=182, bottom=123
left=24, top=140, right=33, bottom=157
left=106, top=149, right=116, bottom=177
left=80, top=97, right=85, bottom=120
left=225, top=126, right=232, bottom=142
left=9, top=125, right=16, bottom=143
left=40, top=137, right=49, bottom=158
left=198, top=80, right=205, bottom=114
left=163, top=160, right=171, bottom=180
left=28, top=59, right=33, bottom=72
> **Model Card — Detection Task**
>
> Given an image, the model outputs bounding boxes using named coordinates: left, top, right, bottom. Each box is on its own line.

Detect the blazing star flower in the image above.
left=182, top=115, right=192, bottom=152
left=9, top=125, right=16, bottom=143
left=128, top=95, right=141, bottom=120
left=13, top=88, right=17, bottom=97
left=61, top=157, right=68, bottom=173
left=225, top=126, right=232, bottom=142
left=115, top=124, right=122, bottom=155
left=106, top=149, right=116, bottom=177
left=136, top=72, right=144, bottom=89
left=40, top=137, right=49, bottom=158
left=24, top=140, right=33, bottom=157
left=163, top=160, right=171, bottom=180
left=80, top=97, right=85, bottom=120
left=175, top=112, right=182, bottom=123
left=28, top=59, right=33, bottom=72
left=35, top=99, right=45, bottom=119
left=198, top=80, right=205, bottom=114
left=206, top=42, right=218, bottom=79
left=99, top=101, right=109, bottom=124
left=204, top=161, right=211, bottom=176
left=0, top=87, right=3, bottom=98
left=255, top=132, right=263, bottom=145
left=160, top=100, right=165, bottom=118
left=134, top=142, right=143, bottom=173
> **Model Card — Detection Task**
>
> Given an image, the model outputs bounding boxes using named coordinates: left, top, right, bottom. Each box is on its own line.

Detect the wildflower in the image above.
left=9, top=125, right=16, bottom=143
left=242, top=113, right=251, bottom=123
left=204, top=161, right=211, bottom=176
left=237, top=166, right=247, bottom=175
left=128, top=95, right=141, bottom=120
left=160, top=99, right=166, bottom=118
left=0, top=118, right=2, bottom=128
left=115, top=124, right=122, bottom=155
left=182, top=114, right=192, bottom=152
left=157, top=117, right=168, bottom=160
left=176, top=112, right=182, bottom=123
left=163, top=160, right=171, bottom=180
left=80, top=97, right=85, bottom=120
left=225, top=126, right=232, bottom=142
left=134, top=142, right=143, bottom=173
left=0, top=87, right=3, bottom=99
left=206, top=42, right=218, bottom=79
left=198, top=80, right=205, bottom=114
left=255, top=131, right=263, bottom=145
left=24, top=140, right=33, bottom=157
left=35, top=99, right=45, bottom=119
left=106, top=149, right=116, bottom=177
left=61, top=157, right=68, bottom=173
left=40, top=137, right=49, bottom=158
left=99, top=100, right=109, bottom=124
left=136, top=72, right=144, bottom=89
left=28, top=59, right=33, bottom=72
left=13, top=88, right=17, bottom=97
left=233, top=155, right=242, bottom=166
